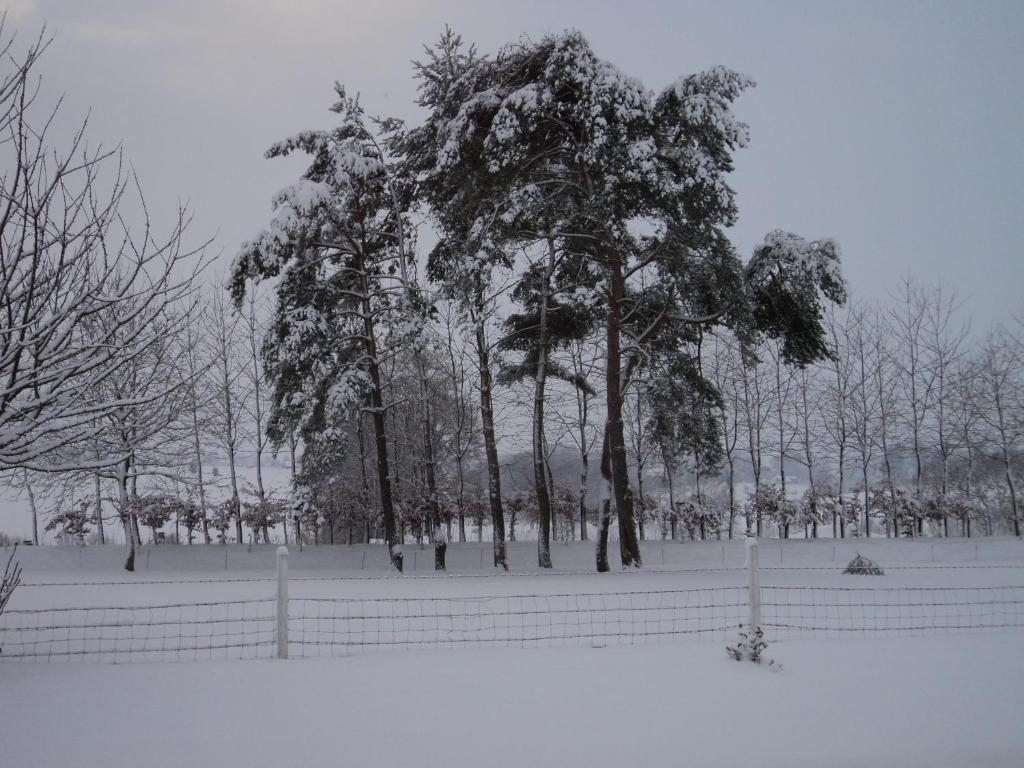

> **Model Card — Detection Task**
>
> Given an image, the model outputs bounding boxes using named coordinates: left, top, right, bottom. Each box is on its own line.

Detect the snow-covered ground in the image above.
left=2, top=539, right=1023, bottom=767
left=2, top=636, right=1021, bottom=768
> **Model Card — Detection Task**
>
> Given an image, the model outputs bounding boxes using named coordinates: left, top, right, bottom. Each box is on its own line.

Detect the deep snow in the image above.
left=2, top=636, right=1022, bottom=768
left=2, top=539, right=1023, bottom=767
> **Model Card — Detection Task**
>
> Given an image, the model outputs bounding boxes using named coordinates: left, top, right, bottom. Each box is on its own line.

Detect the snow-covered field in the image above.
left=2, top=538, right=1023, bottom=767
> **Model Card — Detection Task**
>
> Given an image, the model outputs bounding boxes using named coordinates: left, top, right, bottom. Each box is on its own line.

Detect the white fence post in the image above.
left=276, top=545, right=289, bottom=660
left=746, top=537, right=761, bottom=635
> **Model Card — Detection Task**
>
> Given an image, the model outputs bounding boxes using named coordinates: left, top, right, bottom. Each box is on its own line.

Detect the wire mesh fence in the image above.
left=16, top=561, right=1024, bottom=588
left=289, top=587, right=747, bottom=657
left=0, top=599, right=275, bottom=662
left=3, top=583, right=1023, bottom=663
left=761, top=585, right=1024, bottom=637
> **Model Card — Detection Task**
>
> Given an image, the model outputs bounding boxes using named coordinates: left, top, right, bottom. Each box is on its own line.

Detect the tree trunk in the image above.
left=838, top=444, right=846, bottom=539
left=186, top=341, right=211, bottom=545
left=455, top=453, right=467, bottom=543
left=119, top=461, right=136, bottom=571
left=93, top=473, right=105, bottom=544
left=216, top=334, right=244, bottom=546
left=575, top=346, right=591, bottom=543
left=358, top=256, right=400, bottom=570
left=533, top=245, right=554, bottom=568
left=862, top=461, right=871, bottom=538
left=1005, top=451, right=1020, bottom=537
left=128, top=461, right=143, bottom=552
left=412, top=351, right=444, bottom=570
left=604, top=243, right=641, bottom=567
left=596, top=497, right=612, bottom=573
left=247, top=294, right=268, bottom=521
left=24, top=470, right=39, bottom=546
left=474, top=315, right=507, bottom=568
left=663, top=447, right=677, bottom=541
left=727, top=460, right=735, bottom=540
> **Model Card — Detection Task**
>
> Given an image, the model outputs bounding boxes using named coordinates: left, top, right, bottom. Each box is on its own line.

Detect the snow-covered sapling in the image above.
left=727, top=624, right=780, bottom=669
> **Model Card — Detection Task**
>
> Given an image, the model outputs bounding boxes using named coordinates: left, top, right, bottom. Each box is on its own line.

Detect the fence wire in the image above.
left=761, top=585, right=1024, bottom=637
left=0, top=599, right=275, bottom=662
left=289, top=587, right=747, bottom=657
left=3, top=585, right=1023, bottom=663
left=16, top=562, right=1024, bottom=588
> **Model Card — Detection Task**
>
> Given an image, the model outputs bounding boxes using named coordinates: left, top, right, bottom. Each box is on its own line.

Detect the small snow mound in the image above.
left=844, top=553, right=883, bottom=576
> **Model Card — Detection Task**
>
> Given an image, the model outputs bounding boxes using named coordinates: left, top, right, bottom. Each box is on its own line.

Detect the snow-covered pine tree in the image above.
left=405, top=29, right=513, bottom=568
left=231, top=87, right=415, bottom=570
left=409, top=29, right=846, bottom=569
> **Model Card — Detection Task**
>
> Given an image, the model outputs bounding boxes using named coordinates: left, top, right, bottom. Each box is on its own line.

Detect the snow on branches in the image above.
left=0, top=27, right=208, bottom=473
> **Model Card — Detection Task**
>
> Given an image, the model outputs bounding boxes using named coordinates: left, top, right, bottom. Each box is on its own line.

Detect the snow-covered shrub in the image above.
left=869, top=488, right=917, bottom=538
left=176, top=500, right=207, bottom=544
left=209, top=500, right=234, bottom=543
left=241, top=498, right=288, bottom=543
left=679, top=496, right=723, bottom=541
left=125, top=495, right=176, bottom=544
left=44, top=500, right=92, bottom=545
left=746, top=484, right=796, bottom=537
left=797, top=487, right=827, bottom=537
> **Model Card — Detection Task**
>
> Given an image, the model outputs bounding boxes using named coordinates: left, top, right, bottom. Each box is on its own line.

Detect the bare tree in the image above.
left=847, top=303, right=880, bottom=536
left=766, top=340, right=798, bottom=535
left=706, top=335, right=742, bottom=539
left=976, top=329, right=1022, bottom=536
left=566, top=340, right=600, bottom=542
left=951, top=359, right=982, bottom=532
left=0, top=27, right=206, bottom=475
left=822, top=303, right=855, bottom=537
left=624, top=375, right=657, bottom=541
left=741, top=355, right=770, bottom=535
left=86, top=296, right=197, bottom=568
left=921, top=284, right=968, bottom=535
left=436, top=305, right=479, bottom=542
left=792, top=365, right=823, bottom=538
left=870, top=313, right=901, bottom=536
left=204, top=290, right=248, bottom=545
left=892, top=278, right=934, bottom=507
left=183, top=318, right=212, bottom=543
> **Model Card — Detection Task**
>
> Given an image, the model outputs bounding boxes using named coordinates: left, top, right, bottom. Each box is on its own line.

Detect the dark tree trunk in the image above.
left=475, top=316, right=507, bottom=568
left=455, top=455, right=467, bottom=543
left=596, top=498, right=612, bottom=573
left=435, top=542, right=447, bottom=570
left=727, top=460, right=736, bottom=540
left=533, top=248, right=554, bottom=568
left=359, top=253, right=400, bottom=571
left=604, top=243, right=641, bottom=567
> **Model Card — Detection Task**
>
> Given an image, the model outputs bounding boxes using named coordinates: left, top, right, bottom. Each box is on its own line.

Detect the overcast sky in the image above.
left=3, top=0, right=1022, bottom=328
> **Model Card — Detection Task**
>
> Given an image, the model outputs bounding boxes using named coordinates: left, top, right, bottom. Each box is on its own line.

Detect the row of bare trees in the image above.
left=656, top=281, right=1023, bottom=542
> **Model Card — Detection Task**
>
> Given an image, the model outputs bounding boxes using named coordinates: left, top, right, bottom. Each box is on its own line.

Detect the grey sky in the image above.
left=5, top=0, right=1024, bottom=326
